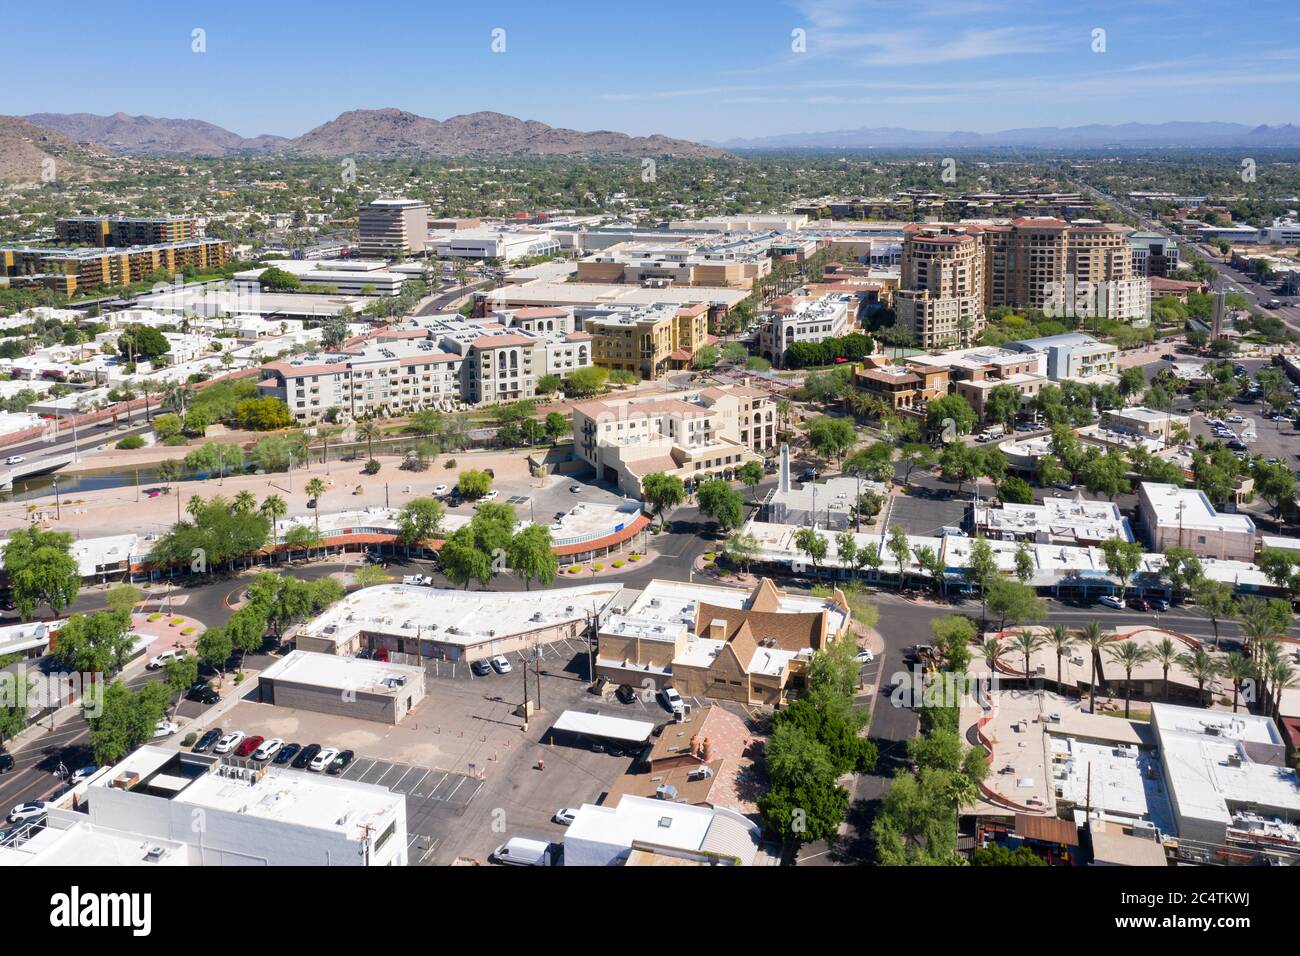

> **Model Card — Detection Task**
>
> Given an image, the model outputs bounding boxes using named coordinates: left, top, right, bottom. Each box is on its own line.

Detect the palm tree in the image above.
left=356, top=420, right=380, bottom=461
left=259, top=494, right=288, bottom=556
left=1256, top=639, right=1284, bottom=716
left=1269, top=660, right=1297, bottom=721
left=1219, top=652, right=1254, bottom=713
left=1149, top=637, right=1181, bottom=702
left=980, top=637, right=1007, bottom=675
left=1047, top=624, right=1074, bottom=691
left=1010, top=629, right=1046, bottom=685
left=186, top=495, right=204, bottom=520
left=305, top=478, right=326, bottom=537
left=776, top=399, right=794, bottom=437
left=1080, top=621, right=1110, bottom=714
left=1105, top=641, right=1152, bottom=719
left=232, top=491, right=256, bottom=514
left=1178, top=649, right=1218, bottom=707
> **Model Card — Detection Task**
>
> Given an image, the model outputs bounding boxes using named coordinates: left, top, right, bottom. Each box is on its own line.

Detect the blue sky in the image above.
left=7, top=0, right=1300, bottom=141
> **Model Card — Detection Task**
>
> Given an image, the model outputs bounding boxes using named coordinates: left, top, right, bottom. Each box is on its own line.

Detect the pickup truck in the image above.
left=402, top=574, right=432, bottom=587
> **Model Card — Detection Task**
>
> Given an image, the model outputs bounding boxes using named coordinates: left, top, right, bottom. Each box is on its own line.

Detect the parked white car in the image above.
left=854, top=649, right=875, bottom=664
left=147, top=649, right=187, bottom=670
left=309, top=747, right=340, bottom=772
left=153, top=720, right=181, bottom=738
left=252, top=738, right=284, bottom=761
left=660, top=686, right=684, bottom=715
left=433, top=484, right=449, bottom=495
left=553, top=808, right=578, bottom=826
left=1098, top=595, right=1126, bottom=610
left=213, top=731, right=246, bottom=754
left=7, top=801, right=50, bottom=824
left=490, top=655, right=512, bottom=674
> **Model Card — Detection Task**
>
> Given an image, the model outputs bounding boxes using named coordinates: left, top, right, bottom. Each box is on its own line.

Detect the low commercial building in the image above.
left=596, top=577, right=850, bottom=706
left=757, top=292, right=854, bottom=366
left=293, top=582, right=621, bottom=662
left=1006, top=332, right=1118, bottom=382
left=907, top=346, right=1048, bottom=420
left=233, top=259, right=406, bottom=296
left=571, top=383, right=775, bottom=496
left=1136, top=482, right=1256, bottom=561
left=563, top=794, right=764, bottom=866
left=432, top=226, right=558, bottom=261
left=256, top=650, right=426, bottom=724
left=973, top=494, right=1134, bottom=546
left=0, top=747, right=410, bottom=866
left=1151, top=702, right=1300, bottom=852
left=1100, top=406, right=1190, bottom=444
left=850, top=357, right=948, bottom=412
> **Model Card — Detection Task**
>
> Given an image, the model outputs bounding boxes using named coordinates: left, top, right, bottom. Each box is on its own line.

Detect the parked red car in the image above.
left=235, top=735, right=264, bottom=758
left=1129, top=596, right=1153, bottom=612
left=373, top=648, right=389, bottom=662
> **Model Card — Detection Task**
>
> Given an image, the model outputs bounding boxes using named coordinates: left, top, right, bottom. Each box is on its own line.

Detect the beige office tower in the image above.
left=896, top=225, right=986, bottom=350
left=357, top=198, right=429, bottom=259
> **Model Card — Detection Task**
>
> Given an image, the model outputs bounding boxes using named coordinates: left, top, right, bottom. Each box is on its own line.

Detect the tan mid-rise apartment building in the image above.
left=258, top=312, right=593, bottom=420
left=0, top=238, right=230, bottom=296
left=896, top=218, right=1149, bottom=350
left=571, top=382, right=776, bottom=496
left=55, top=215, right=199, bottom=247
left=580, top=302, right=713, bottom=380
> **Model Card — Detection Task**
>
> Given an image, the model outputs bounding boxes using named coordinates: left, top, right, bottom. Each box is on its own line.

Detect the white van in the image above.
left=491, top=837, right=555, bottom=866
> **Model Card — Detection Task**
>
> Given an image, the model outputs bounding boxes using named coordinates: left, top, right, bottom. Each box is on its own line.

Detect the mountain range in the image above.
left=0, top=115, right=105, bottom=183
left=710, top=122, right=1300, bottom=150
left=18, top=109, right=727, bottom=159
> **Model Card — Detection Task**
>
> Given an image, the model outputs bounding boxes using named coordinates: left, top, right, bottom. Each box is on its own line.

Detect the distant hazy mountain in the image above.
left=286, top=108, right=727, bottom=158
left=711, top=122, right=1300, bottom=150
left=24, top=112, right=286, bottom=156
left=0, top=116, right=104, bottom=182
left=24, top=109, right=727, bottom=159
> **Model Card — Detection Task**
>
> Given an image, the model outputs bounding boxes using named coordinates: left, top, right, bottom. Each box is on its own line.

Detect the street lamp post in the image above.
left=52, top=477, right=60, bottom=520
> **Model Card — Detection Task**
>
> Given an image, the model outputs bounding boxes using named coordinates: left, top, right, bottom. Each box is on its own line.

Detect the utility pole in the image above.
left=534, top=642, right=542, bottom=713
left=521, top=649, right=530, bottom=729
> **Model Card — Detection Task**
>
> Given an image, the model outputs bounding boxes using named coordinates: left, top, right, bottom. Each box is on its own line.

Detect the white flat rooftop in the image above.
left=258, top=649, right=423, bottom=696
left=298, top=582, right=621, bottom=648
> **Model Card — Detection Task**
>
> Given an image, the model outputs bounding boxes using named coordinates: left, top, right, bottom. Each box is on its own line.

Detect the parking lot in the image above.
left=885, top=492, right=969, bottom=537
left=1189, top=406, right=1300, bottom=468
left=172, top=641, right=674, bottom=865
left=439, top=471, right=630, bottom=527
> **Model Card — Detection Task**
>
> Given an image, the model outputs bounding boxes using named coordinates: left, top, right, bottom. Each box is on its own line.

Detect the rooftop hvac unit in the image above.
left=144, top=846, right=167, bottom=863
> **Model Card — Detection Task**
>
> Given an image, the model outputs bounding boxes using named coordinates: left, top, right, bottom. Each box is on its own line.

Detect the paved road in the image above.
left=414, top=279, right=489, bottom=317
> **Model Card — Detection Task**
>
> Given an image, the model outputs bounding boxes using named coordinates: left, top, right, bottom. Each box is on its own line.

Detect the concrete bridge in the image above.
left=0, top=453, right=76, bottom=491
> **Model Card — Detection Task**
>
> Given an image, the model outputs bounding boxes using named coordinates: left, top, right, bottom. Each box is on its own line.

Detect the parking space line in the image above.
left=426, top=773, right=455, bottom=799
left=345, top=758, right=376, bottom=780
left=445, top=776, right=467, bottom=802
left=374, top=762, right=403, bottom=786
left=391, top=765, right=420, bottom=792
left=403, top=768, right=431, bottom=795
left=358, top=760, right=389, bottom=784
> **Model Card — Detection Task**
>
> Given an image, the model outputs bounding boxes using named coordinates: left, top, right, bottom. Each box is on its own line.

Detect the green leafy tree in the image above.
left=3, top=527, right=81, bottom=621
left=397, top=497, right=446, bottom=547
left=641, top=472, right=686, bottom=528
left=696, top=479, right=745, bottom=534
left=506, top=524, right=559, bottom=590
